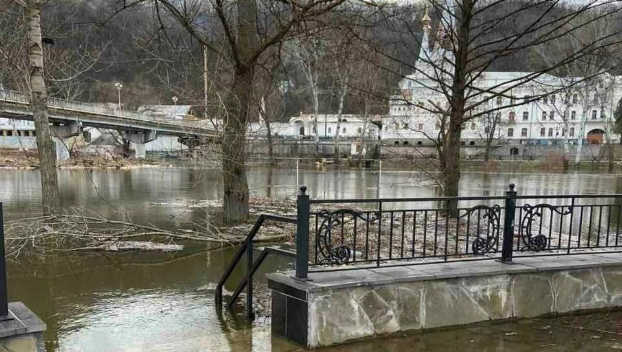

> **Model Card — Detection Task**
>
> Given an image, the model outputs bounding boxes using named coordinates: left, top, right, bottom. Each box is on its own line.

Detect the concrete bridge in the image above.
left=0, top=90, right=217, bottom=159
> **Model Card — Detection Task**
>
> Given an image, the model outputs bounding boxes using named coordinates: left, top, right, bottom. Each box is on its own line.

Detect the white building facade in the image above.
left=385, top=8, right=621, bottom=150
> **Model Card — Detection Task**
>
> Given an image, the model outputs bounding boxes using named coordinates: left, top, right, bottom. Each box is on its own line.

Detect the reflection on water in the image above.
left=4, top=166, right=622, bottom=351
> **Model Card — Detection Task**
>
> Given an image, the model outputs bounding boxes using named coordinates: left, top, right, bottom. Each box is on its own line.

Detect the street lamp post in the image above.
left=114, top=82, right=123, bottom=109
left=172, top=96, right=178, bottom=105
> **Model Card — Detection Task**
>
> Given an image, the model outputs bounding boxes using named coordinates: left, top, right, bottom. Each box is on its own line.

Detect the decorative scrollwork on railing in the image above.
left=316, top=209, right=379, bottom=265
left=460, top=205, right=502, bottom=255
left=519, top=204, right=572, bottom=251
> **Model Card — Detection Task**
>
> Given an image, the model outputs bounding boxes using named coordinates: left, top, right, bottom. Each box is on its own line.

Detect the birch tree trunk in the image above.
left=333, top=90, right=346, bottom=163
left=26, top=1, right=60, bottom=213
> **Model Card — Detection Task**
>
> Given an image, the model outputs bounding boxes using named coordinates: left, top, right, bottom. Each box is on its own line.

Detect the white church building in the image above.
left=384, top=7, right=621, bottom=152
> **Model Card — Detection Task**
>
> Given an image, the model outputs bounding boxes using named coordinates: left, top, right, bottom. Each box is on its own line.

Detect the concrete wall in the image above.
left=268, top=253, right=622, bottom=348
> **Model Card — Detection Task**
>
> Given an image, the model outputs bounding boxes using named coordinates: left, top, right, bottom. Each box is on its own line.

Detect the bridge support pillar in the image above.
left=122, top=131, right=156, bottom=159
left=53, top=138, right=70, bottom=162
left=50, top=123, right=82, bottom=162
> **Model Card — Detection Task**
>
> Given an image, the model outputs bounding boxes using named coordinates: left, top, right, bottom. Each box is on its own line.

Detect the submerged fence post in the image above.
left=501, top=184, right=517, bottom=263
left=296, top=186, right=310, bottom=279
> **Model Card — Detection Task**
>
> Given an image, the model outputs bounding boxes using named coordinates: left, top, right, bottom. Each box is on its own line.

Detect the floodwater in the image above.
left=4, top=165, right=622, bottom=351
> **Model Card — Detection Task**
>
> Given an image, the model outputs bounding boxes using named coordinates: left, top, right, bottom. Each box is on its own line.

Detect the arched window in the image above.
left=521, top=128, right=527, bottom=137
left=357, top=127, right=362, bottom=134
left=542, top=112, right=547, bottom=120
left=549, top=111, right=554, bottom=120
left=328, top=127, right=332, bottom=135
left=540, top=128, right=545, bottom=137
left=403, top=141, right=409, bottom=145
left=299, top=126, right=305, bottom=135
left=394, top=141, right=399, bottom=145
left=509, top=112, right=516, bottom=121
left=548, top=128, right=553, bottom=137
left=592, top=110, right=598, bottom=120
left=342, top=127, right=346, bottom=134
left=507, top=128, right=514, bottom=137
left=470, top=141, right=475, bottom=146
left=522, top=112, right=529, bottom=121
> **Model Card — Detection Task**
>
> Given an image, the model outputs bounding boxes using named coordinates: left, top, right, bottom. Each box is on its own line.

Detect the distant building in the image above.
left=0, top=119, right=36, bottom=149
left=249, top=114, right=381, bottom=140
left=385, top=8, right=621, bottom=151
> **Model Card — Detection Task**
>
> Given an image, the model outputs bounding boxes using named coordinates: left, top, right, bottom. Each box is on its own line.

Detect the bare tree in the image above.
left=477, top=111, right=502, bottom=161
left=367, top=0, right=622, bottom=212
left=7, top=0, right=61, bottom=213
left=115, top=0, right=346, bottom=223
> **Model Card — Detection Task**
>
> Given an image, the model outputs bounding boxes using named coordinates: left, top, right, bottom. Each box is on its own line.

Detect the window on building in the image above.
left=593, top=93, right=599, bottom=104
left=563, top=111, right=568, bottom=120
left=521, top=128, right=528, bottom=137
left=573, top=94, right=578, bottom=104
left=418, top=123, right=424, bottom=130
left=509, top=111, right=516, bottom=121
left=357, top=128, right=362, bottom=134
left=32, top=131, right=36, bottom=137
left=6, top=131, right=12, bottom=137
left=540, top=128, right=546, bottom=137
left=551, top=94, right=556, bottom=104
left=461, top=141, right=466, bottom=146
left=484, top=126, right=490, bottom=133
left=342, top=127, right=346, bottom=134
left=435, top=122, right=440, bottom=130
left=592, top=110, right=597, bottom=120
left=544, top=95, right=548, bottom=104
left=394, top=122, right=399, bottom=129
left=328, top=127, right=332, bottom=134
left=471, top=123, right=476, bottom=130
left=523, top=111, right=529, bottom=121
left=507, top=128, right=514, bottom=137
left=402, top=122, right=409, bottom=129
left=570, top=128, right=575, bottom=137
left=549, top=111, right=554, bottom=120
left=548, top=128, right=553, bottom=137
left=542, top=111, right=547, bottom=120
left=384, top=126, right=388, bottom=131
left=497, top=96, right=503, bottom=106
left=470, top=141, right=475, bottom=146
left=571, top=111, right=576, bottom=120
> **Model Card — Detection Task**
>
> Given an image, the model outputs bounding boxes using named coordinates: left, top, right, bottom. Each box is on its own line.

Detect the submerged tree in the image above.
left=7, top=0, right=60, bottom=213
left=370, top=0, right=622, bottom=212
left=115, top=0, right=346, bottom=223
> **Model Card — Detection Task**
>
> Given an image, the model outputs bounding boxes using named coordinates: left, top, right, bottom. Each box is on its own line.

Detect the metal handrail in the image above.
left=215, top=213, right=295, bottom=319
left=309, top=193, right=622, bottom=204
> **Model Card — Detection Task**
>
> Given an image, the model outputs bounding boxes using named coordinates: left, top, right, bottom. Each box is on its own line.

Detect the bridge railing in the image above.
left=293, top=184, right=622, bottom=277
left=0, top=89, right=210, bottom=130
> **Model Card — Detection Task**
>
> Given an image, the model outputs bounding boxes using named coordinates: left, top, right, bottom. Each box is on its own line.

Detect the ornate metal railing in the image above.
left=292, top=185, right=622, bottom=277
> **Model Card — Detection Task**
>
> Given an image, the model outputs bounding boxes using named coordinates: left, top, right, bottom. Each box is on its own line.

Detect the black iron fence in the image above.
left=294, top=184, right=622, bottom=278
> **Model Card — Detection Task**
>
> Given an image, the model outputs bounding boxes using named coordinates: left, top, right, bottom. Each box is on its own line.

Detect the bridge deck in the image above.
left=0, top=90, right=218, bottom=138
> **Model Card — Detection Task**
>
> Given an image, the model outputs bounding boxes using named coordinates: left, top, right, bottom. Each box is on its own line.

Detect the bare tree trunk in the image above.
left=443, top=121, right=462, bottom=215
left=221, top=0, right=254, bottom=224
left=265, top=119, right=274, bottom=162
left=313, top=90, right=320, bottom=158
left=122, top=138, right=131, bottom=158
left=222, top=68, right=251, bottom=224
left=484, top=143, right=491, bottom=161
left=27, top=1, right=60, bottom=213
left=333, top=91, right=345, bottom=164
left=608, top=139, right=615, bottom=172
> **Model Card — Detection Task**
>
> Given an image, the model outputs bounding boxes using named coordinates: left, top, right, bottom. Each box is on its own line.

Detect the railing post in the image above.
left=246, top=233, right=254, bottom=320
left=501, top=184, right=517, bottom=263
left=0, top=203, right=9, bottom=319
left=295, top=186, right=310, bottom=280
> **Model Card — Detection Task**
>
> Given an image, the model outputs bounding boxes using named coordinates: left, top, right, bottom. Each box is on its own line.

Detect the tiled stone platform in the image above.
left=267, top=253, right=622, bottom=348
left=0, top=302, right=46, bottom=352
